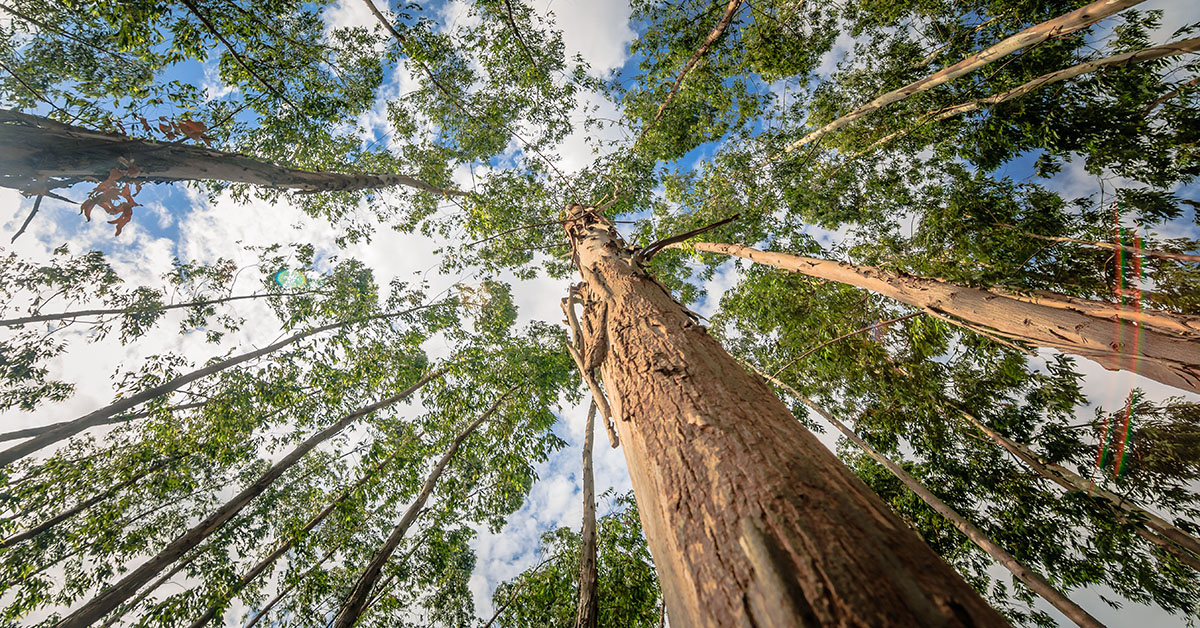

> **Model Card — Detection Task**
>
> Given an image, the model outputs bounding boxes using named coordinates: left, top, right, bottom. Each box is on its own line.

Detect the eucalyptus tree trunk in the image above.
left=575, top=401, right=599, bottom=628
left=672, top=241, right=1200, bottom=395
left=0, top=109, right=464, bottom=196
left=0, top=290, right=318, bottom=327
left=956, top=408, right=1200, bottom=569
left=751, top=364, right=1105, bottom=628
left=51, top=369, right=441, bottom=628
left=0, top=402, right=206, bottom=443
left=566, top=205, right=1006, bottom=627
left=186, top=446, right=409, bottom=628
left=0, top=305, right=437, bottom=466
left=332, top=393, right=508, bottom=628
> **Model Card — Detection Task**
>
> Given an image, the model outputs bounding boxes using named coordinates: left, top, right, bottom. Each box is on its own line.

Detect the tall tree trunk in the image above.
left=0, top=109, right=464, bottom=196
left=1, top=457, right=174, bottom=547
left=185, top=444, right=410, bottom=628
left=0, top=401, right=207, bottom=443
left=0, top=290, right=320, bottom=328
left=750, top=363, right=1105, bottom=628
left=566, top=206, right=1006, bottom=627
left=51, top=369, right=441, bottom=628
left=0, top=305, right=437, bottom=466
left=331, top=392, right=508, bottom=628
left=672, top=241, right=1200, bottom=395
left=575, top=401, right=599, bottom=628
left=956, top=408, right=1200, bottom=568
left=858, top=37, right=1200, bottom=158
left=776, top=0, right=1145, bottom=156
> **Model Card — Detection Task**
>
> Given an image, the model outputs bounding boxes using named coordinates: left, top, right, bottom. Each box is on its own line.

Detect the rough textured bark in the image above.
left=332, top=393, right=507, bottom=628
left=752, top=364, right=1105, bottom=628
left=859, top=38, right=1200, bottom=157
left=0, top=305, right=436, bottom=466
left=566, top=206, right=1007, bottom=628
left=777, top=0, right=1145, bottom=156
left=575, top=401, right=600, bottom=628
left=185, top=448, right=405, bottom=628
left=0, top=109, right=464, bottom=196
left=51, top=370, right=440, bottom=628
left=957, top=408, right=1200, bottom=567
left=673, top=241, right=1200, bottom=395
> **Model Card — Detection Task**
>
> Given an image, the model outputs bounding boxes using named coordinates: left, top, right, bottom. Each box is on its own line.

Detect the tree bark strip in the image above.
left=751, top=364, right=1106, bottom=628
left=51, top=369, right=441, bottom=628
left=956, top=408, right=1200, bottom=565
left=672, top=240, right=1200, bottom=395
left=185, top=445, right=410, bottom=628
left=0, top=304, right=438, bottom=466
left=857, top=38, right=1200, bottom=158
left=567, top=206, right=1006, bottom=628
left=777, top=0, right=1145, bottom=156
left=574, top=401, right=599, bottom=628
left=0, top=109, right=464, bottom=196
left=331, top=392, right=508, bottom=628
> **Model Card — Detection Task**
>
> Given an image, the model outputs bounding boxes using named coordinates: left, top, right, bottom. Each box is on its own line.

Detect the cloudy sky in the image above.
left=2, top=0, right=1200, bottom=626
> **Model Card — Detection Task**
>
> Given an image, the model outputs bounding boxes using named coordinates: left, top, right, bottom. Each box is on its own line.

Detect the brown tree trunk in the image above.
left=332, top=393, right=508, bottom=628
left=51, top=369, right=441, bottom=628
left=673, top=241, right=1200, bottom=395
left=751, top=364, right=1105, bottom=628
left=575, top=401, right=600, bottom=628
left=0, top=109, right=464, bottom=196
left=0, top=304, right=438, bottom=467
left=956, top=408, right=1200, bottom=568
left=777, top=0, right=1145, bottom=156
left=566, top=206, right=1007, bottom=628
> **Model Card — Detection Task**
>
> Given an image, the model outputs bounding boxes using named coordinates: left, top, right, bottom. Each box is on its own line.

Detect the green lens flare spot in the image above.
left=274, top=268, right=307, bottom=289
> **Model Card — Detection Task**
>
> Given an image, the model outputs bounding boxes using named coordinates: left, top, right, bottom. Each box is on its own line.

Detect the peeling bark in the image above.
left=673, top=241, right=1200, bottom=395
left=566, top=206, right=1006, bottom=628
left=0, top=109, right=464, bottom=196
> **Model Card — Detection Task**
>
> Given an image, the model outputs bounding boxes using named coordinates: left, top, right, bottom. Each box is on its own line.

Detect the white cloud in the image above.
left=534, top=0, right=635, bottom=75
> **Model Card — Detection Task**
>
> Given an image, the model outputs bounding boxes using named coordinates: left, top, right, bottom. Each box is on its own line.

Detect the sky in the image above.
left=2, top=0, right=1200, bottom=626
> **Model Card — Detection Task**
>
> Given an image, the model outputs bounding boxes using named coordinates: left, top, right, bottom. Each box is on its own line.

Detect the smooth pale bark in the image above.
left=777, top=0, right=1145, bottom=156
left=0, top=305, right=436, bottom=466
left=574, top=401, right=599, bottom=628
left=567, top=206, right=1006, bottom=627
left=1, top=458, right=173, bottom=547
left=331, top=393, right=507, bottom=628
left=957, top=408, right=1200, bottom=567
left=858, top=38, right=1200, bottom=157
left=672, top=241, right=1200, bottom=395
left=752, top=364, right=1105, bottom=628
left=0, top=109, right=464, bottom=196
left=52, top=370, right=441, bottom=628
left=0, top=290, right=317, bottom=327
left=185, top=447, right=406, bottom=628
left=0, top=402, right=207, bottom=443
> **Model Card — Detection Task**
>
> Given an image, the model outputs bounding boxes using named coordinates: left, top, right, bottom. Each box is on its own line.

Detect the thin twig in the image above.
left=10, top=194, right=42, bottom=243
left=465, top=219, right=564, bottom=248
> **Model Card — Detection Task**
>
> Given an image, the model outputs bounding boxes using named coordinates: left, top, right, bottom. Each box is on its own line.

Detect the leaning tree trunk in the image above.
left=0, top=304, right=436, bottom=466
left=956, top=408, right=1200, bottom=569
left=0, top=289, right=318, bottom=328
left=0, top=401, right=207, bottom=443
left=672, top=241, right=1200, bottom=395
left=0, top=109, right=463, bottom=196
left=575, top=401, right=600, bottom=628
left=331, top=393, right=508, bottom=628
left=776, top=0, right=1145, bottom=156
left=750, top=363, right=1105, bottom=628
left=566, top=205, right=1007, bottom=627
left=51, top=369, right=440, bottom=628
